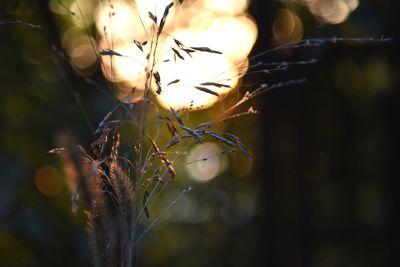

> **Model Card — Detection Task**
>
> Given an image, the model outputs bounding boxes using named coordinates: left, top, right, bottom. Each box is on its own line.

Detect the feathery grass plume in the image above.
left=50, top=1, right=390, bottom=266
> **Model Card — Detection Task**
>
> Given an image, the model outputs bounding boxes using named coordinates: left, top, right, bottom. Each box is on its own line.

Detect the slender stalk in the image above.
left=131, top=20, right=164, bottom=264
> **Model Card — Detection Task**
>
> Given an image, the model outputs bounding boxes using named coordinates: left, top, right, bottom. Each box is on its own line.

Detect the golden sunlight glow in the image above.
left=204, top=0, right=250, bottom=16
left=344, top=0, right=359, bottom=11
left=304, top=0, right=359, bottom=24
left=61, top=27, right=84, bottom=53
left=100, top=41, right=147, bottom=84
left=273, top=9, right=303, bottom=44
left=35, top=165, right=63, bottom=197
left=69, top=0, right=96, bottom=28
left=313, top=0, right=349, bottom=24
left=68, top=36, right=97, bottom=70
left=185, top=142, right=228, bottom=182
left=70, top=43, right=97, bottom=70
left=49, top=0, right=68, bottom=15
left=155, top=28, right=241, bottom=110
left=95, top=1, right=147, bottom=43
left=62, top=29, right=97, bottom=71
left=157, top=51, right=236, bottom=110
left=93, top=0, right=258, bottom=110
left=206, top=16, right=258, bottom=61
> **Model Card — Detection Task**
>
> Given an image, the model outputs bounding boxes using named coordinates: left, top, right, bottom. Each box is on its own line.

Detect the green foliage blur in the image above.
left=0, top=0, right=398, bottom=267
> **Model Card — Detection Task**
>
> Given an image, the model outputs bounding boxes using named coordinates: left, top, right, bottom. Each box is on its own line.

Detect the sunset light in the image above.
left=303, top=0, right=359, bottom=24
left=94, top=0, right=258, bottom=110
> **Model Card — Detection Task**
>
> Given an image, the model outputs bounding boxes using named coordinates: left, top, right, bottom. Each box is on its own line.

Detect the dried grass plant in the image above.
left=45, top=1, right=390, bottom=266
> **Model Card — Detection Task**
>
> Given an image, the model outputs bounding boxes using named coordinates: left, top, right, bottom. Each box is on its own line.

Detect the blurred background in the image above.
left=0, top=0, right=398, bottom=266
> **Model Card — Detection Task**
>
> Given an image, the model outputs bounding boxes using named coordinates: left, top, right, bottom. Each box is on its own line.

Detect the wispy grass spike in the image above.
left=148, top=12, right=157, bottom=24
left=170, top=107, right=184, bottom=126
left=99, top=49, right=123, bottom=57
left=157, top=2, right=174, bottom=36
left=167, top=79, right=180, bottom=86
left=134, top=40, right=144, bottom=52
left=200, top=82, right=230, bottom=88
left=154, top=72, right=162, bottom=94
left=171, top=47, right=184, bottom=60
left=194, top=86, right=220, bottom=97
left=190, top=46, right=222, bottom=54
